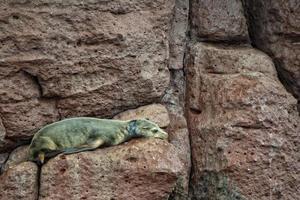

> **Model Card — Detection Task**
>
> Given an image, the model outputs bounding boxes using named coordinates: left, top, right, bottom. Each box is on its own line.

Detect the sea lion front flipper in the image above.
left=63, top=138, right=104, bottom=155
left=38, top=152, right=45, bottom=164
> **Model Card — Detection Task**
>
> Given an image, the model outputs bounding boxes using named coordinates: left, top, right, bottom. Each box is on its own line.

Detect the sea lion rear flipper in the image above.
left=46, top=150, right=64, bottom=158
left=63, top=138, right=104, bottom=155
left=63, top=147, right=96, bottom=154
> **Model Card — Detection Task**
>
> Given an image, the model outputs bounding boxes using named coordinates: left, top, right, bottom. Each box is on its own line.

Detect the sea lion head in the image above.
left=129, top=119, right=168, bottom=140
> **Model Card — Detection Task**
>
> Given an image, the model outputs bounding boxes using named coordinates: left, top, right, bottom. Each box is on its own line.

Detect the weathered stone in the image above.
left=0, top=153, right=9, bottom=173
left=0, top=118, right=6, bottom=149
left=0, top=71, right=40, bottom=104
left=113, top=104, right=170, bottom=128
left=0, top=162, right=38, bottom=200
left=166, top=113, right=190, bottom=200
left=243, top=0, right=300, bottom=107
left=169, top=0, right=189, bottom=69
left=187, top=43, right=277, bottom=112
left=191, top=0, right=249, bottom=41
left=2, top=145, right=29, bottom=173
left=0, top=99, right=59, bottom=139
left=0, top=70, right=56, bottom=151
left=162, top=70, right=186, bottom=115
left=163, top=70, right=191, bottom=200
left=0, top=117, right=15, bottom=153
left=40, top=139, right=183, bottom=200
left=0, top=0, right=174, bottom=118
left=186, top=43, right=300, bottom=199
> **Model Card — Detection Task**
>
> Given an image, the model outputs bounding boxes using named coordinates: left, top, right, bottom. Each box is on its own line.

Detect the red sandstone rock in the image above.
left=40, top=139, right=183, bottom=200
left=0, top=99, right=59, bottom=139
left=0, top=0, right=174, bottom=119
left=115, top=103, right=191, bottom=199
left=113, top=104, right=170, bottom=128
left=191, top=0, right=249, bottom=41
left=0, top=72, right=40, bottom=103
left=169, top=0, right=189, bottom=69
left=0, top=162, right=38, bottom=200
left=1, top=145, right=29, bottom=172
left=186, top=43, right=300, bottom=199
left=166, top=113, right=191, bottom=199
left=244, top=0, right=300, bottom=105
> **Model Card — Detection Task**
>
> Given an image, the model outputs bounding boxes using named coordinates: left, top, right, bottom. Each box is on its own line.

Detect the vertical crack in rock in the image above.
left=184, top=0, right=195, bottom=199
left=163, top=0, right=191, bottom=199
left=37, top=165, right=41, bottom=200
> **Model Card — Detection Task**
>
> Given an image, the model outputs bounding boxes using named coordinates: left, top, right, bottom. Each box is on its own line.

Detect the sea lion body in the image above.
left=28, top=117, right=168, bottom=164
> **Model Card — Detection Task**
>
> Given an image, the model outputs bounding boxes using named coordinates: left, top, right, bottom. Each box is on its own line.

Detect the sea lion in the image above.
left=28, top=117, right=168, bottom=164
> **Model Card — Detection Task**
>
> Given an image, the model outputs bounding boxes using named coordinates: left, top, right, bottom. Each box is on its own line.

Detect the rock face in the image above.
left=40, top=139, right=183, bottom=200
left=243, top=0, right=300, bottom=107
left=0, top=0, right=299, bottom=200
left=166, top=113, right=190, bottom=200
left=186, top=43, right=300, bottom=199
left=113, top=103, right=170, bottom=128
left=0, top=0, right=175, bottom=150
left=0, top=71, right=59, bottom=151
left=0, top=153, right=9, bottom=173
left=191, top=0, right=249, bottom=41
left=114, top=103, right=191, bottom=199
left=1, top=145, right=29, bottom=172
left=0, top=162, right=38, bottom=200
left=169, top=0, right=189, bottom=69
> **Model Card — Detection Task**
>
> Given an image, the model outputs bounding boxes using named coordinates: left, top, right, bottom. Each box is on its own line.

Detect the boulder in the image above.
left=0, top=0, right=174, bottom=119
left=243, top=0, right=300, bottom=106
left=1, top=145, right=29, bottom=172
left=186, top=43, right=300, bottom=199
left=113, top=104, right=170, bottom=128
left=114, top=102, right=191, bottom=199
left=0, top=99, right=59, bottom=139
left=0, top=162, right=38, bottom=200
left=40, top=139, right=183, bottom=200
left=191, top=0, right=249, bottom=41
left=0, top=71, right=59, bottom=150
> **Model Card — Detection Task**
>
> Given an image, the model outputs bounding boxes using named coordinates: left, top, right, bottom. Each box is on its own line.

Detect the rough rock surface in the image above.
left=40, top=139, right=183, bottom=200
left=186, top=43, right=300, bottom=199
left=113, top=103, right=170, bottom=128
left=0, top=118, right=8, bottom=151
left=243, top=0, right=300, bottom=107
left=0, top=153, right=9, bottom=173
left=1, top=145, right=29, bottom=173
left=0, top=72, right=59, bottom=151
left=0, top=0, right=173, bottom=119
left=0, top=0, right=299, bottom=200
left=166, top=113, right=190, bottom=200
left=163, top=70, right=190, bottom=200
left=191, top=0, right=249, bottom=41
left=114, top=102, right=191, bottom=199
left=0, top=99, right=59, bottom=139
left=0, top=162, right=38, bottom=200
left=169, top=0, right=189, bottom=69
